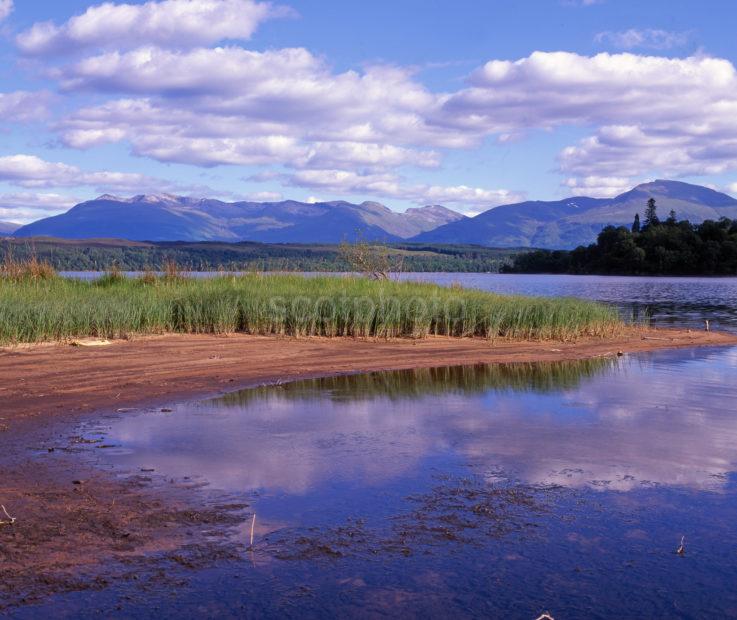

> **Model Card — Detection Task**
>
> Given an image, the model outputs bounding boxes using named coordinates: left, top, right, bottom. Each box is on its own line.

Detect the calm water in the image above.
left=28, top=346, right=737, bottom=618
left=61, top=271, right=737, bottom=333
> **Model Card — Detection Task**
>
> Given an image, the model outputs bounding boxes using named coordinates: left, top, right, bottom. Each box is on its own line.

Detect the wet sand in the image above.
left=2, top=328, right=736, bottom=610
left=3, top=328, right=736, bottom=431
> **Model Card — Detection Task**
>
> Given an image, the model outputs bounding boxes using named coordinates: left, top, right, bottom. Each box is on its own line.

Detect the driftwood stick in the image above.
left=0, top=505, right=16, bottom=526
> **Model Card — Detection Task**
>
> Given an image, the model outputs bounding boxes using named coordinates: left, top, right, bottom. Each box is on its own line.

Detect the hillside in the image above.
left=0, top=221, right=19, bottom=235
left=13, top=195, right=465, bottom=243
left=413, top=180, right=737, bottom=249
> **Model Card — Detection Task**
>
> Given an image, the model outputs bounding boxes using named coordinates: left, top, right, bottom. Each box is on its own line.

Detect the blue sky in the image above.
left=1, top=0, right=736, bottom=223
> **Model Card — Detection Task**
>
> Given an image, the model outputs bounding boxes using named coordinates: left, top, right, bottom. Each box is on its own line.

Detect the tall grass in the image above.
left=0, top=271, right=623, bottom=344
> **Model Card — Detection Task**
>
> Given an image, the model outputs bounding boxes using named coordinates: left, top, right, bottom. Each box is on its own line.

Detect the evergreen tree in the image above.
left=631, top=213, right=641, bottom=233
left=667, top=209, right=677, bottom=225
left=644, top=198, right=659, bottom=227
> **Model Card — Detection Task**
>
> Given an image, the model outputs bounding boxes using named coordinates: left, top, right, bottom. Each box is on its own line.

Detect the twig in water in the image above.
left=535, top=614, right=555, bottom=620
left=677, top=535, right=685, bottom=555
left=0, top=504, right=16, bottom=526
left=249, top=513, right=256, bottom=548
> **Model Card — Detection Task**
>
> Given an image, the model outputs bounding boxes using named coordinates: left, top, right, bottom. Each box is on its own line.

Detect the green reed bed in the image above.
left=0, top=272, right=623, bottom=344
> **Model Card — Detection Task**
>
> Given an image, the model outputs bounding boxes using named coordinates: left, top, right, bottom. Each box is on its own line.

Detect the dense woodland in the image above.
left=504, top=199, right=737, bottom=275
left=0, top=238, right=522, bottom=273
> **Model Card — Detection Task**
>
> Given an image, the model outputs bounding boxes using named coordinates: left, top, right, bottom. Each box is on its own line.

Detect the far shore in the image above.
left=3, top=327, right=736, bottom=431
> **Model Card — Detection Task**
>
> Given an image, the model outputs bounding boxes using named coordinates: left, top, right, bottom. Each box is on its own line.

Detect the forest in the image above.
left=504, top=199, right=737, bottom=276
left=0, top=238, right=522, bottom=273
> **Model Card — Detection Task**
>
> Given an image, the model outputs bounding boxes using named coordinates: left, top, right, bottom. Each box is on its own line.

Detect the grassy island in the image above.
left=0, top=266, right=622, bottom=344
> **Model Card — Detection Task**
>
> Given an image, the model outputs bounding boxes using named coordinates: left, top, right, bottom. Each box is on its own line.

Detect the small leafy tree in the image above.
left=631, top=213, right=641, bottom=234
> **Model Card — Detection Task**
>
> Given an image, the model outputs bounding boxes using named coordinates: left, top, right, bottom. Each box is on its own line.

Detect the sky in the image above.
left=1, top=0, right=737, bottom=224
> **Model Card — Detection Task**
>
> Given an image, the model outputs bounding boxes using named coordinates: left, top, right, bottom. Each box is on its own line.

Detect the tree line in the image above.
left=0, top=239, right=523, bottom=273
left=504, top=198, right=737, bottom=276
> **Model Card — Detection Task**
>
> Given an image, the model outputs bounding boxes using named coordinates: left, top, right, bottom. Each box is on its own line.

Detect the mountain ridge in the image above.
left=412, top=180, right=737, bottom=248
left=14, top=196, right=465, bottom=243
left=12, top=180, right=737, bottom=248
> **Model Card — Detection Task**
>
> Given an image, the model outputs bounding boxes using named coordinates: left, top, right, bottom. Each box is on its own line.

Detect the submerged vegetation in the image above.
left=0, top=260, right=622, bottom=344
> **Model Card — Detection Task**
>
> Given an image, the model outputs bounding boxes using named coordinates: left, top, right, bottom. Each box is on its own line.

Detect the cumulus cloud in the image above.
left=16, top=0, right=290, bottom=56
left=41, top=44, right=737, bottom=208
left=595, top=28, right=690, bottom=50
left=0, top=0, right=13, bottom=22
left=0, top=154, right=201, bottom=196
left=59, top=48, right=737, bottom=182
left=285, top=168, right=523, bottom=213
left=563, top=176, right=634, bottom=198
left=0, top=91, right=51, bottom=122
left=55, top=47, right=457, bottom=154
left=244, top=191, right=283, bottom=201
left=439, top=51, right=737, bottom=182
left=0, top=192, right=82, bottom=224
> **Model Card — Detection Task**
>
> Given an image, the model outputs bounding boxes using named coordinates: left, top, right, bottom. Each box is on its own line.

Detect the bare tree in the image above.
left=339, top=235, right=404, bottom=280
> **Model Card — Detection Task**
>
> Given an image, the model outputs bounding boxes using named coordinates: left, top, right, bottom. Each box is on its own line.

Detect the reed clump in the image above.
left=0, top=268, right=623, bottom=345
left=1, top=254, right=56, bottom=282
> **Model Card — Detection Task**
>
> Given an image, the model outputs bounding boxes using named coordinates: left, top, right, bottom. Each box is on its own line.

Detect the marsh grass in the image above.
left=0, top=270, right=623, bottom=344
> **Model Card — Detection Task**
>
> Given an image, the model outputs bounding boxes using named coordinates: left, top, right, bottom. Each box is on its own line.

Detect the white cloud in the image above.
left=55, top=46, right=456, bottom=155
left=0, top=154, right=199, bottom=195
left=0, top=91, right=51, bottom=122
left=244, top=191, right=283, bottom=202
left=42, top=46, right=737, bottom=207
left=440, top=51, right=737, bottom=181
left=563, top=176, right=634, bottom=198
left=285, top=168, right=523, bottom=213
left=16, top=0, right=290, bottom=56
left=0, top=0, right=13, bottom=22
left=0, top=192, right=81, bottom=224
left=727, top=183, right=737, bottom=196
left=595, top=28, right=690, bottom=50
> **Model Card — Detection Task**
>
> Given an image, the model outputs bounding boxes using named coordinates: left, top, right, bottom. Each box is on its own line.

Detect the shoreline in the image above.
left=3, top=327, right=736, bottom=432
left=2, top=328, right=737, bottom=611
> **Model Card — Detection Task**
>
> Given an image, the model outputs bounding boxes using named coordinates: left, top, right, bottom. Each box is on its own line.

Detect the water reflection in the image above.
left=94, top=347, right=737, bottom=497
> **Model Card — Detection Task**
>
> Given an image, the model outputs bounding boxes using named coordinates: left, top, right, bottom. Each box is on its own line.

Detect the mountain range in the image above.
left=11, top=180, right=737, bottom=248
left=13, top=195, right=464, bottom=243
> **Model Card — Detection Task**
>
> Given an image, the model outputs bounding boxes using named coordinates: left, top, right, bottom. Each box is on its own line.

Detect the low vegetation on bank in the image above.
left=0, top=262, right=622, bottom=344
left=505, top=201, right=737, bottom=275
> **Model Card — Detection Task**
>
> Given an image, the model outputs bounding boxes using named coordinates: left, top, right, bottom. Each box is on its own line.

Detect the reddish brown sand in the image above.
left=1, top=329, right=736, bottom=610
left=3, top=328, right=736, bottom=430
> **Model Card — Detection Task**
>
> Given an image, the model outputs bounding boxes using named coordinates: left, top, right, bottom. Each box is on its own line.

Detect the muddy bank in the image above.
left=2, top=328, right=736, bottom=432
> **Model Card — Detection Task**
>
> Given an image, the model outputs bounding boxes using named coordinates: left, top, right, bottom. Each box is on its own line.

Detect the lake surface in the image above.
left=61, top=271, right=737, bottom=333
left=31, top=345, right=737, bottom=618
left=398, top=273, right=737, bottom=333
